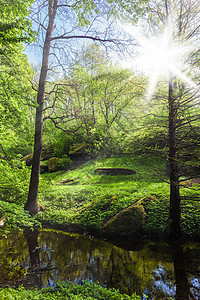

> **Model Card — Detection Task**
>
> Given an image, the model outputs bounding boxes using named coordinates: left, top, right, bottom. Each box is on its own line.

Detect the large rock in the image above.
left=47, top=157, right=63, bottom=173
left=21, top=153, right=33, bottom=166
left=40, top=161, right=48, bottom=174
left=69, top=143, right=90, bottom=159
left=100, top=199, right=146, bottom=237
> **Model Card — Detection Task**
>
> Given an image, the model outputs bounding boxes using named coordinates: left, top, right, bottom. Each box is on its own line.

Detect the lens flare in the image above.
left=137, top=23, right=199, bottom=100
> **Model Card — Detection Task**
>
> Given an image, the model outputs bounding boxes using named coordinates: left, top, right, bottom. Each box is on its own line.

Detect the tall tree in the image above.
left=145, top=0, right=200, bottom=236
left=24, top=0, right=147, bottom=215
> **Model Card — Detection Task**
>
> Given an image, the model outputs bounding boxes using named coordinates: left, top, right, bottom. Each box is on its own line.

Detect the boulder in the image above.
left=69, top=143, right=90, bottom=160
left=40, top=161, right=48, bottom=174
left=21, top=154, right=33, bottom=166
left=47, top=157, right=62, bottom=173
left=100, top=199, right=146, bottom=237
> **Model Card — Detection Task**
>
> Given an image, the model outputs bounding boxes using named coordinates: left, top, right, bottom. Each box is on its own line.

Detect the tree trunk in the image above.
left=171, top=241, right=191, bottom=299
left=168, top=73, right=181, bottom=236
left=24, top=0, right=57, bottom=215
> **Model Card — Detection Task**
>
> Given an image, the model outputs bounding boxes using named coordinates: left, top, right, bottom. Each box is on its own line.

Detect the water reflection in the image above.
left=0, top=229, right=200, bottom=299
left=23, top=228, right=42, bottom=288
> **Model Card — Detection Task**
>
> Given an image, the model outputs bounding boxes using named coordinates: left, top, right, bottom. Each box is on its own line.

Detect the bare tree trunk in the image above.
left=171, top=241, right=191, bottom=299
left=24, top=0, right=57, bottom=215
left=168, top=73, right=181, bottom=236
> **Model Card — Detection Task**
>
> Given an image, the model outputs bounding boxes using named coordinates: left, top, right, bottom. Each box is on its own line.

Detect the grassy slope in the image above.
left=37, top=154, right=200, bottom=237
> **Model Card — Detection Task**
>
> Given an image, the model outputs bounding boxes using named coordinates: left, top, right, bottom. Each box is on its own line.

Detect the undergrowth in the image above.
left=0, top=281, right=141, bottom=300
left=1, top=154, right=199, bottom=237
left=37, top=154, right=200, bottom=237
left=0, top=201, right=41, bottom=237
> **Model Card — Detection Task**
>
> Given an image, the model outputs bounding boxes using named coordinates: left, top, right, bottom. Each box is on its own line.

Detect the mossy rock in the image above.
left=69, top=143, right=88, bottom=155
left=100, top=200, right=147, bottom=237
left=40, top=161, right=48, bottom=174
left=21, top=154, right=33, bottom=166
left=47, top=157, right=62, bottom=173
left=69, top=143, right=90, bottom=160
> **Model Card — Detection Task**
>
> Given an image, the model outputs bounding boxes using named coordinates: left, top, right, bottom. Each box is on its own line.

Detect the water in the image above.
left=0, top=228, right=200, bottom=299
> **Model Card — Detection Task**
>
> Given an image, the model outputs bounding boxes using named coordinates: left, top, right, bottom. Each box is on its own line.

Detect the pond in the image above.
left=0, top=228, right=200, bottom=299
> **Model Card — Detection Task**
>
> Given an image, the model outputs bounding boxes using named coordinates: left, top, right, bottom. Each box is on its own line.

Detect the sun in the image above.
left=117, top=21, right=198, bottom=99
left=137, top=24, right=198, bottom=99
left=139, top=30, right=173, bottom=74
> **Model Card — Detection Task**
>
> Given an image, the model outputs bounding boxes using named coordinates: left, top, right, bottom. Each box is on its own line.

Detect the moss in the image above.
left=21, top=153, right=33, bottom=166
left=100, top=201, right=146, bottom=237
left=40, top=161, right=48, bottom=173
left=47, top=157, right=62, bottom=173
left=69, top=143, right=89, bottom=155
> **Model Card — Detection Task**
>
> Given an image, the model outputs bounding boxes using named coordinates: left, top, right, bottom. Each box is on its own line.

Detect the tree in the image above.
left=0, top=0, right=36, bottom=204
left=24, top=0, right=147, bottom=215
left=145, top=0, right=200, bottom=236
left=0, top=0, right=35, bottom=54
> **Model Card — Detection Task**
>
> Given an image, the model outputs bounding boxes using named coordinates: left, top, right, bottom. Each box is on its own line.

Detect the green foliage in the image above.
left=180, top=188, right=200, bottom=237
left=37, top=154, right=200, bottom=237
left=47, top=156, right=72, bottom=173
left=143, top=195, right=170, bottom=234
left=0, top=200, right=41, bottom=237
left=59, top=155, right=72, bottom=170
left=0, top=281, right=141, bottom=299
left=47, top=157, right=63, bottom=173
left=0, top=21, right=36, bottom=205
left=73, top=0, right=147, bottom=26
left=0, top=0, right=35, bottom=52
left=43, top=48, right=145, bottom=157
left=0, top=158, right=30, bottom=205
left=80, top=194, right=120, bottom=230
left=43, top=124, right=74, bottom=158
left=37, top=154, right=168, bottom=231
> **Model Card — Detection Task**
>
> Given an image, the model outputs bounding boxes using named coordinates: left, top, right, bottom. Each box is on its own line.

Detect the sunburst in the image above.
left=137, top=22, right=198, bottom=99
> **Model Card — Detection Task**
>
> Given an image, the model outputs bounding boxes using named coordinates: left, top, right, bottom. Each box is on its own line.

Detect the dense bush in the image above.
left=0, top=158, right=30, bottom=205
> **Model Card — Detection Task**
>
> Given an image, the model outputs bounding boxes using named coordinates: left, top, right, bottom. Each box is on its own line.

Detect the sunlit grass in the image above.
left=37, top=154, right=200, bottom=236
left=41, top=154, right=166, bottom=186
left=38, top=154, right=169, bottom=230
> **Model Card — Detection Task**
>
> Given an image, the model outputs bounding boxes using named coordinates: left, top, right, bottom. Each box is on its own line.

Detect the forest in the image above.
left=0, top=0, right=200, bottom=299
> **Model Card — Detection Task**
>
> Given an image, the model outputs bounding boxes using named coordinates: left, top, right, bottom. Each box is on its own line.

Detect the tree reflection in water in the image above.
left=0, top=229, right=200, bottom=299
left=23, top=228, right=43, bottom=288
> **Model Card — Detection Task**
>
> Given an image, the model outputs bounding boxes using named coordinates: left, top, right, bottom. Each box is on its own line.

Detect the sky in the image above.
left=24, top=20, right=144, bottom=72
left=24, top=17, right=199, bottom=102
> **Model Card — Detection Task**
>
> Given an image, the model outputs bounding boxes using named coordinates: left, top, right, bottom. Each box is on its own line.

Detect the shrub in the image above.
left=0, top=281, right=141, bottom=299
left=59, top=156, right=72, bottom=170
left=0, top=201, right=41, bottom=236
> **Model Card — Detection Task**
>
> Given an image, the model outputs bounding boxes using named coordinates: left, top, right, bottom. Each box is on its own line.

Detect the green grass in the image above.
left=41, top=154, right=166, bottom=185
left=37, top=154, right=200, bottom=237
left=37, top=154, right=167, bottom=232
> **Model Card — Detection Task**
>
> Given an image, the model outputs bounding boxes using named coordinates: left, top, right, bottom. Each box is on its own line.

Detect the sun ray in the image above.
left=118, top=21, right=200, bottom=98
left=169, top=64, right=197, bottom=90
left=146, top=68, right=159, bottom=100
left=137, top=21, right=200, bottom=100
